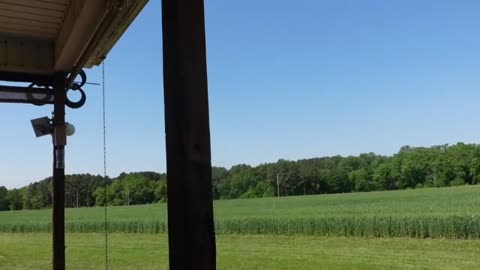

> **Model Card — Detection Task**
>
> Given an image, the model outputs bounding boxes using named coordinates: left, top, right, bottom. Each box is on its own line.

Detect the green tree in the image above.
left=0, top=186, right=9, bottom=211
left=7, top=189, right=23, bottom=210
left=93, top=187, right=106, bottom=206
left=153, top=181, right=167, bottom=202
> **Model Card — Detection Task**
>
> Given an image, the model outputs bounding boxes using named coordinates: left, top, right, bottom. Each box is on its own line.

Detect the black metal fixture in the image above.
left=0, top=69, right=87, bottom=270
left=0, top=69, right=88, bottom=109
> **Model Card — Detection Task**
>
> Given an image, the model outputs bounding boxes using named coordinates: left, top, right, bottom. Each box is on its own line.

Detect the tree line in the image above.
left=0, top=172, right=167, bottom=211
left=1, top=143, right=480, bottom=211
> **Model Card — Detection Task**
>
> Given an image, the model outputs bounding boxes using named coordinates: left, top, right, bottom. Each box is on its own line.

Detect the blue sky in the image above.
left=2, top=0, right=480, bottom=188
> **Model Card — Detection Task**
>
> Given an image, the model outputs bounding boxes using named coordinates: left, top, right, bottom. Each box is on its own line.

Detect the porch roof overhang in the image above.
left=0, top=0, right=148, bottom=77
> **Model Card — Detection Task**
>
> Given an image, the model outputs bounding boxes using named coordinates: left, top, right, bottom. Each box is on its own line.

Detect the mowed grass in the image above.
left=1, top=186, right=480, bottom=238
left=1, top=233, right=480, bottom=270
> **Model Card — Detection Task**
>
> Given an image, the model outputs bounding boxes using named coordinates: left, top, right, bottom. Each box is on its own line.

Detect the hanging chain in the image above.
left=102, top=59, right=109, bottom=270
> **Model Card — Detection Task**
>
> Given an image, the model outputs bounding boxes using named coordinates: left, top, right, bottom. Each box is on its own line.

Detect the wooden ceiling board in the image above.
left=0, top=17, right=59, bottom=32
left=0, top=0, right=68, bottom=12
left=0, top=23, right=58, bottom=35
left=0, top=9, right=63, bottom=26
left=0, top=0, right=68, bottom=42
left=0, top=0, right=149, bottom=75
left=0, top=2, right=65, bottom=18
left=0, top=27, right=56, bottom=40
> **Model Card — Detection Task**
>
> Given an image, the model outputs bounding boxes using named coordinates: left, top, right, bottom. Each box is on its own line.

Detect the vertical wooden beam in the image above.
left=162, top=0, right=216, bottom=269
left=52, top=72, right=67, bottom=270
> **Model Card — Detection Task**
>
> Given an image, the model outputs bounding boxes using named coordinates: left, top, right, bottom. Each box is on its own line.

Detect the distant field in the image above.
left=1, top=186, right=480, bottom=238
left=1, top=233, right=480, bottom=270
left=2, top=186, right=480, bottom=269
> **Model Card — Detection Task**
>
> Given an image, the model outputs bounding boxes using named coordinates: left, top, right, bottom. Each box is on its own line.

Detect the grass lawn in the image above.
left=1, top=233, right=479, bottom=270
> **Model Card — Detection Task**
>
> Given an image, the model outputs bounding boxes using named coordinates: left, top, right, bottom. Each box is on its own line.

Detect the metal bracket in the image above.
left=0, top=69, right=88, bottom=109
left=0, top=85, right=54, bottom=105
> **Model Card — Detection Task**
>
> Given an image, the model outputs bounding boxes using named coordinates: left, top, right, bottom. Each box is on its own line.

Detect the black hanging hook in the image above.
left=66, top=69, right=87, bottom=109
left=65, top=88, right=87, bottom=109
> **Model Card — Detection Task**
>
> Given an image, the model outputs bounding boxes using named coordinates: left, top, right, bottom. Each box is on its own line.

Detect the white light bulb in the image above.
left=66, top=123, right=76, bottom=136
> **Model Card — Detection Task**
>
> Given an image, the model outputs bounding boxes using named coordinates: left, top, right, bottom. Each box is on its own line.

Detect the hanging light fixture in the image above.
left=31, top=117, right=52, bottom=137
left=31, top=117, right=75, bottom=137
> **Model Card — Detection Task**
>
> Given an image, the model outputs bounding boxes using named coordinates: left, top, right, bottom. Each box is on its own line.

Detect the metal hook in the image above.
left=65, top=87, right=87, bottom=109
left=71, top=70, right=87, bottom=90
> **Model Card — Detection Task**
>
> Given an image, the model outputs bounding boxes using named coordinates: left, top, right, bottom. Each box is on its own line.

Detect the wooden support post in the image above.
left=162, top=0, right=216, bottom=269
left=52, top=73, right=67, bottom=270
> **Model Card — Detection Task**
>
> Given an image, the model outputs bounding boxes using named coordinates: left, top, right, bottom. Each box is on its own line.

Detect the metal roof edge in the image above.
left=84, top=0, right=149, bottom=68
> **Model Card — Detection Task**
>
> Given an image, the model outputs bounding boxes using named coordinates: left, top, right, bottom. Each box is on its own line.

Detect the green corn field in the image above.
left=1, top=185, right=479, bottom=238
